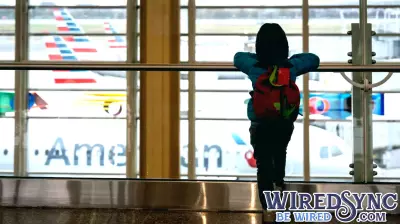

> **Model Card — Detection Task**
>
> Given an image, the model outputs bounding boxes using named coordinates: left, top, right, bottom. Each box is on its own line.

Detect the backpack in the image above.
left=250, top=66, right=300, bottom=121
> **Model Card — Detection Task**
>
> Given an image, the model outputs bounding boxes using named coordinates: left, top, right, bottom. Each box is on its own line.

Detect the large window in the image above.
left=188, top=1, right=400, bottom=181
left=0, top=2, right=14, bottom=175
left=26, top=1, right=128, bottom=177
left=3, top=0, right=400, bottom=180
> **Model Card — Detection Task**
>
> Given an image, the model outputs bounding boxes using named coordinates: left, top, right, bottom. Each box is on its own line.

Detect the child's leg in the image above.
left=272, top=121, right=294, bottom=189
left=250, top=124, right=275, bottom=210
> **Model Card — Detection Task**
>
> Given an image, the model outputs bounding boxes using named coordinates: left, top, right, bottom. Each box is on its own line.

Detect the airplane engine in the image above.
left=103, top=100, right=123, bottom=116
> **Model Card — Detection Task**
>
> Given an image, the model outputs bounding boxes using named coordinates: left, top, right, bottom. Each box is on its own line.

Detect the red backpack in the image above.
left=251, top=66, right=300, bottom=121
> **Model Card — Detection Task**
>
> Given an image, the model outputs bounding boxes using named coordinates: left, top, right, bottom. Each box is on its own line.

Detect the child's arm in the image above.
left=233, top=52, right=259, bottom=82
left=289, top=53, right=320, bottom=76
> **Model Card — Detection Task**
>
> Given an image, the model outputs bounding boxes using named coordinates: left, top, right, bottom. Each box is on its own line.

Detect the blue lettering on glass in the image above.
left=45, top=137, right=126, bottom=167
left=180, top=144, right=223, bottom=171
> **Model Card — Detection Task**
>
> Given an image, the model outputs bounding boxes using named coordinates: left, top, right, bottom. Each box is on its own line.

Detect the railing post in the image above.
left=349, top=0, right=374, bottom=183
left=302, top=0, right=311, bottom=182
left=359, top=0, right=375, bottom=183
left=349, top=23, right=364, bottom=182
left=187, top=0, right=196, bottom=180
left=14, top=0, right=29, bottom=177
left=126, top=0, right=139, bottom=178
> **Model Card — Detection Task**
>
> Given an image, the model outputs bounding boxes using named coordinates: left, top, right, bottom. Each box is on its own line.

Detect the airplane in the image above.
left=52, top=8, right=127, bottom=78
left=0, top=116, right=362, bottom=179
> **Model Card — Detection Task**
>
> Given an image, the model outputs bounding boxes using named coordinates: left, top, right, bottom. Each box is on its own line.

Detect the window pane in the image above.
left=309, top=120, right=353, bottom=178
left=0, top=70, right=14, bottom=89
left=184, top=72, right=303, bottom=92
left=180, top=72, right=252, bottom=91
left=180, top=36, right=189, bottom=62
left=310, top=36, right=350, bottom=62
left=27, top=119, right=126, bottom=176
left=312, top=72, right=400, bottom=92
left=195, top=9, right=302, bottom=34
left=181, top=121, right=352, bottom=179
left=0, top=5, right=14, bottom=175
left=194, top=0, right=301, bottom=6
left=29, top=36, right=126, bottom=61
left=374, top=121, right=400, bottom=180
left=181, top=91, right=367, bottom=121
left=0, top=36, right=14, bottom=61
left=28, top=70, right=126, bottom=90
left=375, top=93, right=400, bottom=119
left=195, top=36, right=302, bottom=62
left=29, top=0, right=127, bottom=6
left=0, top=6, right=15, bottom=61
left=310, top=36, right=400, bottom=62
left=304, top=92, right=384, bottom=120
left=330, top=119, right=400, bottom=181
left=182, top=92, right=248, bottom=119
left=310, top=8, right=400, bottom=34
left=195, top=7, right=400, bottom=34
left=28, top=8, right=126, bottom=33
left=0, top=118, right=14, bottom=173
left=309, top=0, right=400, bottom=5
left=24, top=91, right=126, bottom=118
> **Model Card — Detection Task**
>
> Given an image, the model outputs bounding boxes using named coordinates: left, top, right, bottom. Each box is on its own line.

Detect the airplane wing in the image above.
left=52, top=8, right=126, bottom=78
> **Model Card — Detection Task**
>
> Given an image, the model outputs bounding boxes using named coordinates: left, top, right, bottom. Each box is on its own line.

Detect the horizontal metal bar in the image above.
left=28, top=172, right=126, bottom=176
left=22, top=116, right=400, bottom=123
left=23, top=33, right=400, bottom=37
left=2, top=62, right=400, bottom=72
left=26, top=172, right=399, bottom=181
left=16, top=88, right=400, bottom=94
left=182, top=174, right=400, bottom=181
left=0, top=32, right=398, bottom=39
left=28, top=4, right=400, bottom=10
left=29, top=33, right=126, bottom=36
left=28, top=6, right=126, bottom=9
left=184, top=118, right=400, bottom=122
left=28, top=116, right=126, bottom=119
left=0, top=62, right=392, bottom=68
left=28, top=88, right=126, bottom=91
left=10, top=4, right=400, bottom=10
left=189, top=33, right=400, bottom=37
left=185, top=5, right=400, bottom=9
left=182, top=89, right=400, bottom=93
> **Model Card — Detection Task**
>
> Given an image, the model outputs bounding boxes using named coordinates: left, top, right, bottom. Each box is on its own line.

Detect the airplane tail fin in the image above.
left=44, top=35, right=97, bottom=84
left=52, top=8, right=101, bottom=60
left=103, top=22, right=126, bottom=49
left=32, top=92, right=48, bottom=109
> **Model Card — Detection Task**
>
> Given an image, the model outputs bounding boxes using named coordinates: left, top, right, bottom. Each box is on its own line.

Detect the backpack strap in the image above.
left=268, top=66, right=282, bottom=87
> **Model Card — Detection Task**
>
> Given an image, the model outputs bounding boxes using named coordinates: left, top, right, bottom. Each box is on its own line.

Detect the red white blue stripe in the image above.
left=104, top=22, right=126, bottom=48
left=44, top=33, right=96, bottom=84
left=52, top=8, right=98, bottom=54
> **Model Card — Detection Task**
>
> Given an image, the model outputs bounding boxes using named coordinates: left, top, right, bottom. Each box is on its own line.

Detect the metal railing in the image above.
left=1, top=62, right=400, bottom=71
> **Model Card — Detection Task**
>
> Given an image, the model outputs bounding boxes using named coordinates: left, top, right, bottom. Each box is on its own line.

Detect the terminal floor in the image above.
left=1, top=208, right=400, bottom=224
